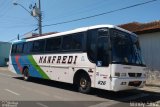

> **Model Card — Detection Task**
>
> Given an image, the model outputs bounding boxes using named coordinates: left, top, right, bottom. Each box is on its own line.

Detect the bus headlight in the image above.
left=115, top=72, right=120, bottom=77
left=115, top=72, right=127, bottom=77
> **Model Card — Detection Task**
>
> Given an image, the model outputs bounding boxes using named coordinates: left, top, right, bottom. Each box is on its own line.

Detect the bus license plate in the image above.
left=133, top=81, right=139, bottom=84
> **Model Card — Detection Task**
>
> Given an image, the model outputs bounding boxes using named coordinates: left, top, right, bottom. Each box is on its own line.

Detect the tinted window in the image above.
left=111, top=29, right=144, bottom=66
left=16, top=43, right=24, bottom=54
left=62, top=33, right=84, bottom=51
left=32, top=40, right=45, bottom=53
left=46, top=37, right=61, bottom=52
left=97, top=37, right=109, bottom=66
left=11, top=44, right=17, bottom=54
left=23, top=42, right=33, bottom=54
left=98, top=28, right=109, bottom=37
left=72, top=33, right=83, bottom=50
left=62, top=35, right=72, bottom=50
left=87, top=29, right=97, bottom=62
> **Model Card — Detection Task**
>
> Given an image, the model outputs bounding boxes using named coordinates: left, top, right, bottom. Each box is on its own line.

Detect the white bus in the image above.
left=9, top=25, right=147, bottom=93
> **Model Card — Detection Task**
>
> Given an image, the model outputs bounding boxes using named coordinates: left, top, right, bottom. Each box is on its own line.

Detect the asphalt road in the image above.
left=0, top=67, right=160, bottom=107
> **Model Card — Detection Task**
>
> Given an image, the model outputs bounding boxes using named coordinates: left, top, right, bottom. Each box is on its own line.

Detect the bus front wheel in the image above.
left=23, top=68, right=30, bottom=81
left=78, top=74, right=91, bottom=93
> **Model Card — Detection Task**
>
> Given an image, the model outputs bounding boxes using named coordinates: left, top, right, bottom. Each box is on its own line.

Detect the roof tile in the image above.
left=119, top=20, right=160, bottom=34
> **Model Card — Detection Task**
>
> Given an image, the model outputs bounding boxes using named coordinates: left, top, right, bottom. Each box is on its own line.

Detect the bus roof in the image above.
left=12, top=24, right=134, bottom=44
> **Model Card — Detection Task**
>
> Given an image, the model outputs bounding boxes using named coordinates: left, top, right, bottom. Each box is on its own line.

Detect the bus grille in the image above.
left=128, top=73, right=142, bottom=77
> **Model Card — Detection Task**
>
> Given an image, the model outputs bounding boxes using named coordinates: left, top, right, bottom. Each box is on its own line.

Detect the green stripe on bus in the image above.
left=28, top=55, right=50, bottom=79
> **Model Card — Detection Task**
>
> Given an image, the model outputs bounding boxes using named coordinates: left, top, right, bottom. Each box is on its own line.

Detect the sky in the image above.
left=0, top=0, right=160, bottom=42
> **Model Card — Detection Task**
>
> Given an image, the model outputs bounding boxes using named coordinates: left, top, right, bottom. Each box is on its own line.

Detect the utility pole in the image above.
left=32, top=0, right=42, bottom=35
left=38, top=0, right=42, bottom=35
left=14, top=0, right=42, bottom=35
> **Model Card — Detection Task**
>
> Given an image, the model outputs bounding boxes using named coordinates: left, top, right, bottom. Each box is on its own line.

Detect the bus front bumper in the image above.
left=111, top=77, right=146, bottom=91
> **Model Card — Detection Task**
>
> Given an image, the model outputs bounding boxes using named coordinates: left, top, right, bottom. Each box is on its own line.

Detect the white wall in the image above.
left=139, top=32, right=160, bottom=70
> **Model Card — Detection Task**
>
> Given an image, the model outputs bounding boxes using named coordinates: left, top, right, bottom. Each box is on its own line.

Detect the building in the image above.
left=0, top=42, right=11, bottom=66
left=23, top=32, right=58, bottom=39
left=119, top=20, right=160, bottom=71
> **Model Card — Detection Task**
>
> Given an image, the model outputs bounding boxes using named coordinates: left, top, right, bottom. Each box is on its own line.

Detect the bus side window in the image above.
left=45, top=37, right=61, bottom=52
left=62, top=33, right=84, bottom=51
left=23, top=42, right=33, bottom=54
left=11, top=44, right=17, bottom=54
left=62, top=35, right=73, bottom=50
left=16, top=43, right=24, bottom=54
left=72, top=33, right=83, bottom=50
left=32, top=40, right=45, bottom=53
left=87, top=29, right=97, bottom=63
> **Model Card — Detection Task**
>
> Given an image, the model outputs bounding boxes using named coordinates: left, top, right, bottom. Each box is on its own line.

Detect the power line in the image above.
left=42, top=0, right=159, bottom=27
left=45, top=0, right=108, bottom=22
left=0, top=17, right=37, bottom=24
left=0, top=0, right=11, bottom=11
left=0, top=24, right=37, bottom=29
left=8, top=0, right=159, bottom=42
left=0, top=0, right=13, bottom=18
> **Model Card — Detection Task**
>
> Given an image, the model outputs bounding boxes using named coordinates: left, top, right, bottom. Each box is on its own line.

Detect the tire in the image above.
left=23, top=68, right=30, bottom=81
left=78, top=74, right=91, bottom=93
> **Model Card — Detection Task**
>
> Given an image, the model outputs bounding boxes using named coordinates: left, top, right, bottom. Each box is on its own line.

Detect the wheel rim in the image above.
left=80, top=78, right=87, bottom=88
left=24, top=69, right=29, bottom=80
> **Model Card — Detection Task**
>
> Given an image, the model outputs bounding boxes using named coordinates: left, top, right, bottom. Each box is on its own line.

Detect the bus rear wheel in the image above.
left=78, top=74, right=91, bottom=93
left=23, top=68, right=30, bottom=81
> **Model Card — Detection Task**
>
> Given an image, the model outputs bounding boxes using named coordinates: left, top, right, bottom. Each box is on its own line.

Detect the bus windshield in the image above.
left=111, top=29, right=145, bottom=66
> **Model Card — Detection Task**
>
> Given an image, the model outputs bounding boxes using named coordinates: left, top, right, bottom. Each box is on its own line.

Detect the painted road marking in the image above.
left=36, top=102, right=49, bottom=107
left=5, top=89, right=20, bottom=96
left=21, top=86, right=50, bottom=97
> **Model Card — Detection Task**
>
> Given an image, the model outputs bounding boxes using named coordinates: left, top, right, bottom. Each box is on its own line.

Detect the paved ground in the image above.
left=0, top=67, right=160, bottom=107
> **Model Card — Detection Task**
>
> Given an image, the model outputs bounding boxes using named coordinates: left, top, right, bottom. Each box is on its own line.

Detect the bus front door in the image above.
left=95, top=36, right=111, bottom=90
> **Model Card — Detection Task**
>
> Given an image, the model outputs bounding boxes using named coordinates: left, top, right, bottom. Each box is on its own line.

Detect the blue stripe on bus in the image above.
left=11, top=55, right=42, bottom=78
